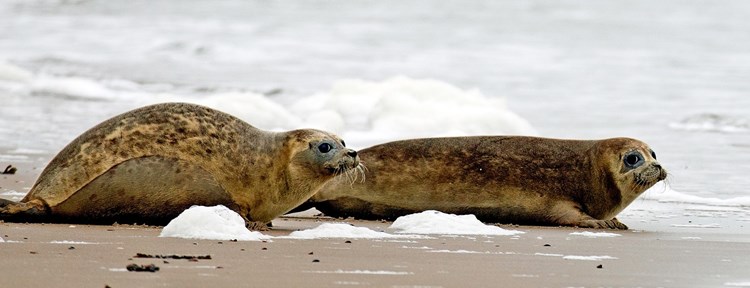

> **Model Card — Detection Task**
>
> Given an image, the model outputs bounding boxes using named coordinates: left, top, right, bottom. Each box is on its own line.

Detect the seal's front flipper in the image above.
left=245, top=221, right=271, bottom=231
left=0, top=199, right=50, bottom=222
left=550, top=201, right=629, bottom=230
left=578, top=218, right=628, bottom=230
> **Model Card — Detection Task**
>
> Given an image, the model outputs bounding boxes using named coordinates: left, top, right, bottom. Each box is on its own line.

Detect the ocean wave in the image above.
left=669, top=113, right=749, bottom=133
left=0, top=62, right=136, bottom=101
left=3, top=61, right=537, bottom=147
left=147, top=76, right=538, bottom=148
left=642, top=183, right=750, bottom=207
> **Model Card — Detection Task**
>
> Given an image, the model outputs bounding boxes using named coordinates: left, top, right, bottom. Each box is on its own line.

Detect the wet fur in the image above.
left=0, top=103, right=358, bottom=225
left=298, top=136, right=666, bottom=229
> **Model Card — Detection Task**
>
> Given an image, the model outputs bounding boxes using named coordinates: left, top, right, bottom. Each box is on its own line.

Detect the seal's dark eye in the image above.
left=341, top=140, right=346, bottom=147
left=318, top=143, right=333, bottom=153
left=650, top=150, right=657, bottom=159
left=624, top=152, right=643, bottom=168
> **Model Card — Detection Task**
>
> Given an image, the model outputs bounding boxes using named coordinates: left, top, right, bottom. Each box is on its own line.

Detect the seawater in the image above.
left=1, top=0, right=748, bottom=229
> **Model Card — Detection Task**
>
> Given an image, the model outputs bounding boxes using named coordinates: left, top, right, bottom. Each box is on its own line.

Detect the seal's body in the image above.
left=0, top=103, right=359, bottom=227
left=298, top=136, right=665, bottom=229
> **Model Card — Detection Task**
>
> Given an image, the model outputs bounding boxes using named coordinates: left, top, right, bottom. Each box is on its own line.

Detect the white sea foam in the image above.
left=535, top=253, right=565, bottom=257
left=282, top=223, right=418, bottom=239
left=50, top=240, right=98, bottom=244
left=146, top=92, right=302, bottom=131
left=670, top=224, right=722, bottom=228
left=160, top=206, right=420, bottom=240
left=0, top=154, right=29, bottom=162
left=159, top=205, right=271, bottom=241
left=568, top=232, right=622, bottom=238
left=389, top=210, right=525, bottom=236
left=142, top=77, right=537, bottom=149
left=7, top=148, right=49, bottom=155
left=30, top=75, right=122, bottom=101
left=291, top=77, right=537, bottom=148
left=0, top=62, right=33, bottom=83
left=0, top=190, right=27, bottom=198
left=669, top=114, right=749, bottom=133
left=562, top=255, right=618, bottom=261
left=304, top=269, right=413, bottom=275
left=642, top=184, right=750, bottom=207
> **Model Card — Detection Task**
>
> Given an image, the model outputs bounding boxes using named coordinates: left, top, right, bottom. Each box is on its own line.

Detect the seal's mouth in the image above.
left=324, top=155, right=366, bottom=184
left=324, top=154, right=361, bottom=176
left=634, top=163, right=667, bottom=188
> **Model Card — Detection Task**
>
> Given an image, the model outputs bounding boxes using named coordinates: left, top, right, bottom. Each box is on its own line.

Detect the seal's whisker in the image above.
left=357, top=163, right=367, bottom=184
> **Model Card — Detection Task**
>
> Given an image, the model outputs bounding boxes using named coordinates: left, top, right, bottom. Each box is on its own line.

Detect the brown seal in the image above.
left=295, top=136, right=666, bottom=229
left=0, top=102, right=360, bottom=228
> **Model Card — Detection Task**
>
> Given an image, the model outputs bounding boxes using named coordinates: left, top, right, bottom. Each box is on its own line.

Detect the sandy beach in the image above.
left=3, top=1, right=750, bottom=287
left=2, top=159, right=749, bottom=288
left=1, top=215, right=749, bottom=288
left=2, top=145, right=750, bottom=288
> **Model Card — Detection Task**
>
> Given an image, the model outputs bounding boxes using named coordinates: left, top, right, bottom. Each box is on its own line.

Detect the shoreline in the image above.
left=2, top=216, right=749, bottom=288
left=2, top=149, right=749, bottom=287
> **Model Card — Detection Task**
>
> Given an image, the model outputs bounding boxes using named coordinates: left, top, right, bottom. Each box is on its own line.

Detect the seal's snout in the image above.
left=654, top=163, right=667, bottom=181
left=347, top=149, right=358, bottom=158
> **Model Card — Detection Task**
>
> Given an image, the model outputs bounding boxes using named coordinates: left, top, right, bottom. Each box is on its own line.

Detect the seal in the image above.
left=0, top=102, right=360, bottom=228
left=295, top=136, right=666, bottom=229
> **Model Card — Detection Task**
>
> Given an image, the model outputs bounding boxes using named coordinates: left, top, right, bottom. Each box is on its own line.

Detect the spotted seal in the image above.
left=295, top=136, right=665, bottom=229
left=0, top=102, right=360, bottom=228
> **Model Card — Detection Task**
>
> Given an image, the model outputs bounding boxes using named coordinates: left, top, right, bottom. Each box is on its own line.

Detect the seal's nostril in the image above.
left=347, top=150, right=357, bottom=157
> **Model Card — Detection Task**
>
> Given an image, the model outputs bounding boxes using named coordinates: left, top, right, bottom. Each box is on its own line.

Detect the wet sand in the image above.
left=1, top=216, right=749, bottom=288
left=2, top=152, right=749, bottom=288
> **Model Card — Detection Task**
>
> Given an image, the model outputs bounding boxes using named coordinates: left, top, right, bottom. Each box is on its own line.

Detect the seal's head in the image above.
left=599, top=138, right=667, bottom=201
left=284, top=129, right=360, bottom=181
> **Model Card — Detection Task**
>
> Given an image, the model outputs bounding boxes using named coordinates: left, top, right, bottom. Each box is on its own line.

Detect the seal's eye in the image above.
left=650, top=150, right=657, bottom=159
left=318, top=143, right=333, bottom=153
left=624, top=151, right=644, bottom=168
left=341, top=140, right=346, bottom=147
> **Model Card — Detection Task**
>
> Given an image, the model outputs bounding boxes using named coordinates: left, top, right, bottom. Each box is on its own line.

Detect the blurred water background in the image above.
left=1, top=0, right=748, bottom=229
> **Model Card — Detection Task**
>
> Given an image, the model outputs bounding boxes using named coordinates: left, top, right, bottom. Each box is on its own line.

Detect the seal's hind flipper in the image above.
left=0, top=198, right=50, bottom=222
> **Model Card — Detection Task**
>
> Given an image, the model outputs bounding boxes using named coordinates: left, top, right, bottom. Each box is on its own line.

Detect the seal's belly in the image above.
left=317, top=185, right=563, bottom=225
left=51, top=156, right=235, bottom=224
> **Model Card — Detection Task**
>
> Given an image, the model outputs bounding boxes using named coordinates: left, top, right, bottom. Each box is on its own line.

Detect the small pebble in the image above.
left=344, top=240, right=352, bottom=244
left=544, top=244, right=551, bottom=247
left=597, top=264, right=603, bottom=269
left=261, top=247, right=268, bottom=250
left=308, top=252, right=314, bottom=255
left=126, top=263, right=159, bottom=272
left=68, top=246, right=76, bottom=250
left=312, top=259, right=320, bottom=263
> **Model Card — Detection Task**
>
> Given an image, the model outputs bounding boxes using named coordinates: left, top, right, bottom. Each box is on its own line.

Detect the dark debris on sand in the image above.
left=126, top=263, right=160, bottom=272
left=2, top=165, right=17, bottom=175
left=134, top=253, right=212, bottom=261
